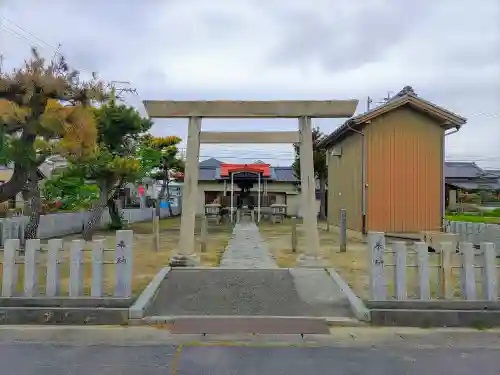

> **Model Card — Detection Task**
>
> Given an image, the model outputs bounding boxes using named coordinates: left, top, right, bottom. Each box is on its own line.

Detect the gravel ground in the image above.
left=147, top=269, right=323, bottom=316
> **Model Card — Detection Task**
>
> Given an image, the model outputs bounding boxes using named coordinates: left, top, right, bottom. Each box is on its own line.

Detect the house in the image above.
left=445, top=162, right=500, bottom=191
left=319, top=86, right=467, bottom=235
left=195, top=158, right=321, bottom=216
left=39, top=155, right=69, bottom=178
left=444, top=162, right=500, bottom=208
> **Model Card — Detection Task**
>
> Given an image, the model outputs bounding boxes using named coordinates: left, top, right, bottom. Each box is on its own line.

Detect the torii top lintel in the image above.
left=143, top=100, right=358, bottom=118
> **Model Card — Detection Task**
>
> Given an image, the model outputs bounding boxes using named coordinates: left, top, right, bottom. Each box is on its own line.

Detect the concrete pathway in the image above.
left=219, top=220, right=278, bottom=269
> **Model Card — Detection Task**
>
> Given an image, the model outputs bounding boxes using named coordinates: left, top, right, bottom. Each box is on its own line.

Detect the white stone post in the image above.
left=439, top=242, right=454, bottom=299
left=416, top=242, right=430, bottom=300
left=91, top=239, right=105, bottom=297
left=24, top=239, right=40, bottom=297
left=460, top=242, right=476, bottom=300
left=368, top=232, right=386, bottom=300
left=46, top=238, right=63, bottom=297
left=2, top=239, right=19, bottom=297
left=393, top=241, right=407, bottom=300
left=115, top=229, right=133, bottom=297
left=297, top=116, right=321, bottom=265
left=481, top=242, right=498, bottom=301
left=69, top=240, right=84, bottom=297
left=177, top=117, right=201, bottom=262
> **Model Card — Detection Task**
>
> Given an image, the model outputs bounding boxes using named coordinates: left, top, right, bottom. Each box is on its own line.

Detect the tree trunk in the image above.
left=82, top=181, right=108, bottom=241
left=107, top=186, right=123, bottom=230
left=155, top=167, right=168, bottom=217
left=318, top=174, right=327, bottom=220
left=165, top=178, right=174, bottom=217
left=22, top=170, right=42, bottom=240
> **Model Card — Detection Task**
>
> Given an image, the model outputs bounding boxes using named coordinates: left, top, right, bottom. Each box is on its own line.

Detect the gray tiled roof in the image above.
left=445, top=162, right=500, bottom=190
left=485, top=169, right=500, bottom=176
left=272, top=167, right=298, bottom=182
left=199, top=158, right=223, bottom=167
left=444, top=162, right=498, bottom=179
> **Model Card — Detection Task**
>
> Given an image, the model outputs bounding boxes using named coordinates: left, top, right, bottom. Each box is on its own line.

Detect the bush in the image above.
left=489, top=208, right=500, bottom=217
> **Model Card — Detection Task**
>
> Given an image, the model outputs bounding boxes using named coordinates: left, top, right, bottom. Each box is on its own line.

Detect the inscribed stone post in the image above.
left=115, top=230, right=133, bottom=297
left=368, top=232, right=386, bottom=300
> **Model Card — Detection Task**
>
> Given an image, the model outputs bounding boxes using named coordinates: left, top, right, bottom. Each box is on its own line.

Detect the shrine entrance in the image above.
left=143, top=99, right=358, bottom=266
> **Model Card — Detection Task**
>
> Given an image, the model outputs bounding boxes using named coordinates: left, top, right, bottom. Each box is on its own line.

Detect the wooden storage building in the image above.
left=319, top=86, right=467, bottom=235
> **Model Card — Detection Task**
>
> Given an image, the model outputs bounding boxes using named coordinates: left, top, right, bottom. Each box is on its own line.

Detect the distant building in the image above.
left=196, top=158, right=322, bottom=216
left=445, top=162, right=500, bottom=192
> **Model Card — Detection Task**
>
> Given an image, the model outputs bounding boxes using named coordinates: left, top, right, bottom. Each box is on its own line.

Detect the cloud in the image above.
left=1, top=0, right=499, bottom=166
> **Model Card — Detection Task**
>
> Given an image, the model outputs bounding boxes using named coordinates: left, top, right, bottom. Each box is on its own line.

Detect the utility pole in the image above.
left=383, top=91, right=393, bottom=103
left=0, top=54, right=3, bottom=74
left=366, top=96, right=373, bottom=111
left=109, top=80, right=137, bottom=102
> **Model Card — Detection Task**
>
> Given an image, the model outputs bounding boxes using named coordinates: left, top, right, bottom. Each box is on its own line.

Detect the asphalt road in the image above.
left=1, top=343, right=499, bottom=374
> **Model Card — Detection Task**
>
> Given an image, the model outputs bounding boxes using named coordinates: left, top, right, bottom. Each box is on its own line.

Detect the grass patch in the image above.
left=445, top=214, right=500, bottom=224
left=0, top=216, right=231, bottom=297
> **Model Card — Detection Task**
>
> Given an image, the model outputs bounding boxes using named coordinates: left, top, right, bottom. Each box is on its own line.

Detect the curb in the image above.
left=129, top=267, right=170, bottom=319
left=136, top=315, right=367, bottom=328
left=325, top=268, right=371, bottom=322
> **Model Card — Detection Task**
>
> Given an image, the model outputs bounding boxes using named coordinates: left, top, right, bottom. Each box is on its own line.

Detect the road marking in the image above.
left=171, top=345, right=183, bottom=375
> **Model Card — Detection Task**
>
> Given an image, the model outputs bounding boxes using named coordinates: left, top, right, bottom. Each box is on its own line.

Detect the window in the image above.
left=205, top=191, right=220, bottom=204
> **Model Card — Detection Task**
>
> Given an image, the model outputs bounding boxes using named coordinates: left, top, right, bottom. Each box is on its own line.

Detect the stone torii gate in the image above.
left=143, top=100, right=358, bottom=266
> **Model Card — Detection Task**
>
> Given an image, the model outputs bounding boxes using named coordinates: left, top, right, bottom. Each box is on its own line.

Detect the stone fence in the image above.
left=1, top=230, right=134, bottom=298
left=369, top=232, right=499, bottom=301
left=444, top=219, right=500, bottom=250
left=0, top=206, right=180, bottom=246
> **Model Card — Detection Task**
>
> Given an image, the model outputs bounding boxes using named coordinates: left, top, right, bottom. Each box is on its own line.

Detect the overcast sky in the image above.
left=1, top=0, right=499, bottom=167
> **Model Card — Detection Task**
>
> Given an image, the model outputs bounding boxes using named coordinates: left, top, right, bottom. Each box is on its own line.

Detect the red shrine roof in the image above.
left=219, top=163, right=271, bottom=177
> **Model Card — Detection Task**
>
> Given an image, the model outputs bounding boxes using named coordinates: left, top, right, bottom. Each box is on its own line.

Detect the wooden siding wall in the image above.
left=327, top=134, right=363, bottom=231
left=365, top=107, right=443, bottom=233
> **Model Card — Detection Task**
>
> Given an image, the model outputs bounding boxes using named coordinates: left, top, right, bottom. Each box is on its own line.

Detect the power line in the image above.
left=1, top=15, right=56, bottom=49
left=0, top=24, right=45, bottom=49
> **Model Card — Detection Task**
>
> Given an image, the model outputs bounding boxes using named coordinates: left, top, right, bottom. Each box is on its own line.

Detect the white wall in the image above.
left=0, top=206, right=180, bottom=245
